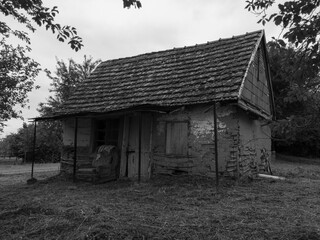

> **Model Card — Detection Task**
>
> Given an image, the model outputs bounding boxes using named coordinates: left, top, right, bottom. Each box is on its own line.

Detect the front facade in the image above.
left=51, top=30, right=274, bottom=180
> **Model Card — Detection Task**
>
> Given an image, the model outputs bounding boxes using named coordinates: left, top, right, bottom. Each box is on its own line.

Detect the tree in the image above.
left=0, top=0, right=141, bottom=131
left=246, top=1, right=320, bottom=156
left=1, top=132, right=22, bottom=159
left=39, top=55, right=102, bottom=116
left=0, top=0, right=83, bottom=131
left=33, top=56, right=101, bottom=162
left=1, top=0, right=141, bottom=49
left=0, top=40, right=40, bottom=129
left=123, top=0, right=142, bottom=8
left=246, top=0, right=320, bottom=57
left=1, top=0, right=83, bottom=50
left=0, top=121, right=62, bottom=162
left=268, top=40, right=320, bottom=156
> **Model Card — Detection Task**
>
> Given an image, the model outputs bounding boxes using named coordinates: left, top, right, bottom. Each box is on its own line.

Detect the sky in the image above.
left=1, top=0, right=283, bottom=138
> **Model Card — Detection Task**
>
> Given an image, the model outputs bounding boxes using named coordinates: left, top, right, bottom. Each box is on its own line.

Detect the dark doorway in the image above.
left=95, top=118, right=120, bottom=148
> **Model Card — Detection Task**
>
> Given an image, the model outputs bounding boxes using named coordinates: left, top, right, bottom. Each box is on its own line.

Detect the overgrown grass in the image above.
left=0, top=157, right=22, bottom=165
left=1, top=158, right=320, bottom=240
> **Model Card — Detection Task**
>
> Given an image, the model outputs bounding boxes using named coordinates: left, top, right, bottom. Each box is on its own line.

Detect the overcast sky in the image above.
left=1, top=0, right=282, bottom=138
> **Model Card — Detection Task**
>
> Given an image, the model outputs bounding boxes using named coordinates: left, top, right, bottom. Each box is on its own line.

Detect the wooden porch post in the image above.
left=31, top=120, right=37, bottom=179
left=73, top=117, right=78, bottom=183
left=213, top=102, right=219, bottom=188
left=138, top=112, right=142, bottom=183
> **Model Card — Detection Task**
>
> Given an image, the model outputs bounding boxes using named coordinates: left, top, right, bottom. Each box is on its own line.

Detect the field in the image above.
left=1, top=156, right=320, bottom=240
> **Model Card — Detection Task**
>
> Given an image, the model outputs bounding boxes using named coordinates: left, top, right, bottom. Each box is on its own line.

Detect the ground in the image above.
left=0, top=155, right=320, bottom=240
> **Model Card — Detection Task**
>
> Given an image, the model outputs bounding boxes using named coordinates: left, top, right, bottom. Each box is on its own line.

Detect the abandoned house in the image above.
left=36, top=30, right=275, bottom=182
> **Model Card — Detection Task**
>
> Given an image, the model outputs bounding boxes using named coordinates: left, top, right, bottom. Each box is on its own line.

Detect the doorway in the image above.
left=122, top=113, right=153, bottom=179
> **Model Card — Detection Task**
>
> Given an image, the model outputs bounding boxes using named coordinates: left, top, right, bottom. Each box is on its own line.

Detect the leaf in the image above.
left=268, top=13, right=277, bottom=21
left=274, top=15, right=283, bottom=26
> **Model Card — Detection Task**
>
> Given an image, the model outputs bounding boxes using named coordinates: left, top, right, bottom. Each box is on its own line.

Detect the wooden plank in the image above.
left=153, top=154, right=194, bottom=162
left=153, top=157, right=192, bottom=164
left=148, top=115, right=153, bottom=179
left=119, top=116, right=129, bottom=177
left=154, top=161, right=194, bottom=168
left=178, top=122, right=188, bottom=155
left=165, top=122, right=172, bottom=154
left=165, top=122, right=188, bottom=155
left=141, top=113, right=152, bottom=179
left=128, top=116, right=139, bottom=178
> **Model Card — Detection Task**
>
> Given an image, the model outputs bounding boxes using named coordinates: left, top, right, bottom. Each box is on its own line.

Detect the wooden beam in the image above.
left=120, top=116, right=130, bottom=177
left=138, top=112, right=142, bottom=182
left=213, top=102, right=219, bottom=189
left=31, top=120, right=37, bottom=179
left=73, top=117, right=78, bottom=182
left=237, top=99, right=271, bottom=120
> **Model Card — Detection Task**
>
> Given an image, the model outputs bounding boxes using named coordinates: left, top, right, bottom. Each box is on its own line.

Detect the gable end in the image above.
left=238, top=36, right=274, bottom=120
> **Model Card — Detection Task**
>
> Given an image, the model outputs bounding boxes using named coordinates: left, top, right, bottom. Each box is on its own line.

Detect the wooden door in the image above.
left=123, top=113, right=152, bottom=179
left=127, top=116, right=139, bottom=178
left=140, top=114, right=152, bottom=178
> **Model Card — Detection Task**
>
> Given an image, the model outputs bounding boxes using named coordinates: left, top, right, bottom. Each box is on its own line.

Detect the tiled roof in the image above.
left=57, top=30, right=264, bottom=115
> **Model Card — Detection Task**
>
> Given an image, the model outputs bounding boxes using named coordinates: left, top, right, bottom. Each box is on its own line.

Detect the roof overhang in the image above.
left=237, top=99, right=272, bottom=121
left=31, top=104, right=180, bottom=121
left=31, top=98, right=240, bottom=121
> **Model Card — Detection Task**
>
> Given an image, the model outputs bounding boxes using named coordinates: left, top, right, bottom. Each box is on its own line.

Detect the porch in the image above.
left=31, top=103, right=221, bottom=184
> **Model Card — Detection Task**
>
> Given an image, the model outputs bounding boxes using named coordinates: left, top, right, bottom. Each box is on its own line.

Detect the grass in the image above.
left=1, top=156, right=320, bottom=240
left=0, top=156, right=23, bottom=165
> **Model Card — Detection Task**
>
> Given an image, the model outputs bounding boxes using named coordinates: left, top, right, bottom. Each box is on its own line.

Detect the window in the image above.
left=165, top=122, right=188, bottom=156
left=95, top=118, right=120, bottom=148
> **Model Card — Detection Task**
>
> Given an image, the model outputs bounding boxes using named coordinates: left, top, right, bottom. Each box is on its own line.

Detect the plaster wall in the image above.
left=152, top=103, right=239, bottom=176
left=238, top=109, right=271, bottom=175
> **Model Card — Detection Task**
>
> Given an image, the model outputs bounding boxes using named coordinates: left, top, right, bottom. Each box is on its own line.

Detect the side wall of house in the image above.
left=151, top=103, right=240, bottom=177
left=61, top=118, right=93, bottom=174
left=237, top=108, right=272, bottom=176
left=240, top=43, right=271, bottom=116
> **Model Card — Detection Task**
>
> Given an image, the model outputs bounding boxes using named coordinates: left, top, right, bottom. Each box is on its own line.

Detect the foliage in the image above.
left=246, top=0, right=320, bottom=56
left=0, top=0, right=141, bottom=130
left=0, top=132, right=20, bottom=157
left=245, top=1, right=320, bottom=156
left=34, top=56, right=101, bottom=162
left=123, top=0, right=142, bottom=8
left=0, top=122, right=62, bottom=162
left=0, top=0, right=83, bottom=131
left=39, top=55, right=102, bottom=116
left=0, top=0, right=83, bottom=50
left=0, top=40, right=41, bottom=129
left=1, top=56, right=101, bottom=162
left=268, top=41, right=320, bottom=156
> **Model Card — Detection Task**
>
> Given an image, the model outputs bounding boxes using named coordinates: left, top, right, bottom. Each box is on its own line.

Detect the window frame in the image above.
left=94, top=118, right=120, bottom=150
left=165, top=120, right=189, bottom=157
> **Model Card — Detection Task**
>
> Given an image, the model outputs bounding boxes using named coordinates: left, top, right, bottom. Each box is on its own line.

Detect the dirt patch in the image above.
left=0, top=159, right=320, bottom=239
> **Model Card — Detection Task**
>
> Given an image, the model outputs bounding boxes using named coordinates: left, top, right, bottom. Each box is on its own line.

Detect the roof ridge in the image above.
left=100, top=29, right=264, bottom=65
